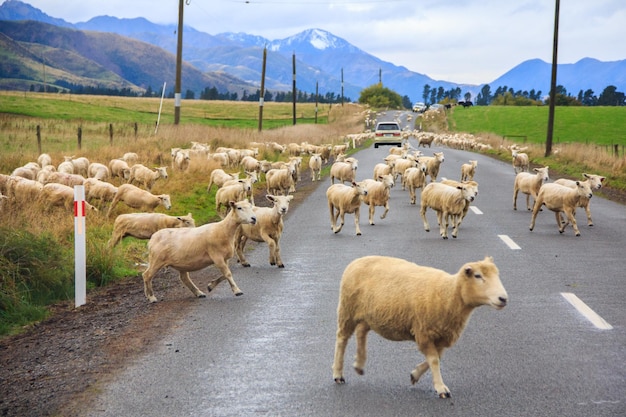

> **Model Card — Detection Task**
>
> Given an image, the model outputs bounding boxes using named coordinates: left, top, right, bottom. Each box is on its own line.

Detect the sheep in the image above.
left=372, top=163, right=392, bottom=180
left=208, top=152, right=230, bottom=167
left=7, top=176, right=43, bottom=204
left=440, top=179, right=479, bottom=228
left=511, top=146, right=529, bottom=173
left=122, top=152, right=139, bottom=165
left=309, top=153, right=322, bottom=181
left=417, top=134, right=435, bottom=148
left=108, top=212, right=195, bottom=247
left=129, top=164, right=168, bottom=191
left=332, top=255, right=508, bottom=398
left=35, top=165, right=56, bottom=184
left=43, top=172, right=85, bottom=187
left=405, top=166, right=428, bottom=205
left=420, top=152, right=445, bottom=182
left=266, top=167, right=295, bottom=196
left=37, top=153, right=52, bottom=168
left=240, top=155, right=262, bottom=176
left=513, top=166, right=550, bottom=211
left=106, top=183, right=172, bottom=217
left=207, top=169, right=239, bottom=194
left=234, top=194, right=293, bottom=268
left=330, top=158, right=358, bottom=184
left=173, top=149, right=191, bottom=171
left=39, top=183, right=98, bottom=212
left=83, top=178, right=118, bottom=207
left=529, top=181, right=593, bottom=236
left=326, top=181, right=368, bottom=235
left=71, top=157, right=90, bottom=177
left=554, top=173, right=605, bottom=226
left=11, top=166, right=37, bottom=180
left=223, top=172, right=258, bottom=205
left=391, top=157, right=418, bottom=188
left=57, top=158, right=75, bottom=174
left=420, top=182, right=475, bottom=239
left=88, top=162, right=111, bottom=181
left=460, top=160, right=477, bottom=181
left=109, top=159, right=131, bottom=181
left=141, top=200, right=257, bottom=303
left=360, top=174, right=394, bottom=225
left=215, top=180, right=251, bottom=217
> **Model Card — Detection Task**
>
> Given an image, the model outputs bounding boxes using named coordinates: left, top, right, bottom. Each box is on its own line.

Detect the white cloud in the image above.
left=21, top=0, right=626, bottom=84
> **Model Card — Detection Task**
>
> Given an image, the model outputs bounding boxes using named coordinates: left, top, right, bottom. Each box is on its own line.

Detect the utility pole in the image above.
left=174, top=0, right=186, bottom=125
left=341, top=68, right=344, bottom=106
left=292, top=53, right=296, bottom=125
left=546, top=0, right=560, bottom=157
left=258, top=47, right=267, bottom=132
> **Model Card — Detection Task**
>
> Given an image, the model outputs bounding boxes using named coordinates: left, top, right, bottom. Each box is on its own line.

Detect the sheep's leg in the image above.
left=332, top=317, right=356, bottom=384
left=368, top=204, right=376, bottom=225
left=512, top=188, right=518, bottom=210
left=450, top=214, right=460, bottom=238
left=207, top=260, right=243, bottom=296
left=353, top=322, right=370, bottom=375
left=261, top=232, right=279, bottom=266
left=235, top=235, right=250, bottom=267
left=439, top=210, right=448, bottom=239
left=525, top=194, right=532, bottom=211
left=420, top=342, right=450, bottom=398
left=409, top=187, right=416, bottom=205
left=354, top=207, right=362, bottom=236
left=529, top=197, right=543, bottom=231
left=380, top=202, right=389, bottom=220
left=178, top=271, right=206, bottom=298
left=584, top=203, right=594, bottom=226
left=142, top=262, right=163, bottom=303
left=564, top=208, right=581, bottom=236
left=410, top=361, right=429, bottom=385
left=421, top=206, right=430, bottom=232
left=329, top=204, right=338, bottom=231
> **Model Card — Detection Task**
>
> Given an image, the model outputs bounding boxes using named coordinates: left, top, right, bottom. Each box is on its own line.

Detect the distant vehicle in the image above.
left=412, top=102, right=427, bottom=113
left=429, top=104, right=443, bottom=111
left=374, top=122, right=402, bottom=148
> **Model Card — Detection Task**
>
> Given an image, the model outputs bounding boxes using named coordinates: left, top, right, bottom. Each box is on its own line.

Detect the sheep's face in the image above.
left=584, top=173, right=605, bottom=190
left=461, top=256, right=508, bottom=310
left=230, top=200, right=257, bottom=225
left=575, top=181, right=593, bottom=199
left=159, top=195, right=172, bottom=210
left=267, top=194, right=293, bottom=215
left=534, top=166, right=550, bottom=183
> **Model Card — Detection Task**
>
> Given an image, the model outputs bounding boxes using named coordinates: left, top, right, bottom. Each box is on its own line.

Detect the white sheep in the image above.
left=554, top=173, right=605, bottom=226
left=240, top=155, right=262, bottom=175
left=309, top=153, right=322, bottom=181
left=141, top=200, right=257, bottom=303
left=215, top=180, right=251, bottom=216
left=460, top=160, right=477, bottom=181
left=88, top=162, right=111, bottom=181
left=420, top=152, right=445, bottom=183
left=326, top=181, right=368, bottom=235
left=440, top=179, right=479, bottom=228
left=108, top=212, right=195, bottom=247
left=129, top=164, right=168, bottom=191
left=266, top=167, right=295, bottom=196
left=235, top=194, right=293, bottom=268
left=417, top=134, right=435, bottom=148
left=359, top=174, right=394, bottom=225
left=7, top=176, right=43, bottom=205
left=57, top=158, right=75, bottom=174
left=513, top=166, right=549, bottom=211
left=71, top=157, right=90, bottom=177
left=404, top=166, right=428, bottom=205
left=173, top=149, right=191, bottom=171
left=372, top=163, right=392, bottom=180
left=332, top=255, right=508, bottom=398
left=39, top=183, right=98, bottom=212
left=391, top=157, right=418, bottom=188
left=11, top=166, right=37, bottom=180
left=109, top=159, right=131, bottom=181
left=224, top=172, right=258, bottom=205
left=330, top=157, right=358, bottom=184
left=106, top=183, right=172, bottom=217
left=511, top=146, right=529, bottom=173
left=122, top=152, right=139, bottom=166
left=529, top=181, right=593, bottom=236
left=43, top=172, right=85, bottom=187
left=420, top=182, right=475, bottom=239
left=207, top=169, right=239, bottom=193
left=83, top=178, right=118, bottom=207
left=37, top=153, right=53, bottom=168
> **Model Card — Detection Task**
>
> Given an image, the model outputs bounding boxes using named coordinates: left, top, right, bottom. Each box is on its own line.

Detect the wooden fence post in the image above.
left=134, top=122, right=138, bottom=140
left=77, top=126, right=82, bottom=150
left=109, top=123, right=113, bottom=146
left=36, top=125, right=41, bottom=154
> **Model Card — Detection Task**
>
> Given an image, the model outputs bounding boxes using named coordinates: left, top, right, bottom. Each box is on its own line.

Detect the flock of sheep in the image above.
left=0, top=118, right=606, bottom=398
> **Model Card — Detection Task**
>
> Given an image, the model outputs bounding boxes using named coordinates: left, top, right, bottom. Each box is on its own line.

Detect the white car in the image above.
left=412, top=102, right=427, bottom=113
left=374, top=122, right=402, bottom=148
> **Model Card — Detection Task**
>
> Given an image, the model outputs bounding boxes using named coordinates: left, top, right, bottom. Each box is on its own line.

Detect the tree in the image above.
left=184, top=89, right=195, bottom=100
left=422, top=84, right=431, bottom=104
left=358, top=83, right=403, bottom=108
left=402, top=95, right=412, bottom=110
left=464, top=92, right=472, bottom=103
left=598, top=85, right=625, bottom=106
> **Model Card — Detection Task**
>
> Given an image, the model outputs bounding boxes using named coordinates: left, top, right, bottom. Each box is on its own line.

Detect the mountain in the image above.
left=1, top=0, right=625, bottom=102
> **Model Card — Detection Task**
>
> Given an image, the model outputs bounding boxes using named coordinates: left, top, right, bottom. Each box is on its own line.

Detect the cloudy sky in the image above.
left=23, top=0, right=626, bottom=85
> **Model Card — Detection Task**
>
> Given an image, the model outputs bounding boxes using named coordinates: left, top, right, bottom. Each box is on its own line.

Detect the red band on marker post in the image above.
left=74, top=201, right=85, bottom=217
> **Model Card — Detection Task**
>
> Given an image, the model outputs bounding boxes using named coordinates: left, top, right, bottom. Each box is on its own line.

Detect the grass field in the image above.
left=447, top=105, right=626, bottom=146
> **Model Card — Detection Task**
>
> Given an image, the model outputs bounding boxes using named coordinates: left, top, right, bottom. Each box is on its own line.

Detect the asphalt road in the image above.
left=85, top=113, right=626, bottom=417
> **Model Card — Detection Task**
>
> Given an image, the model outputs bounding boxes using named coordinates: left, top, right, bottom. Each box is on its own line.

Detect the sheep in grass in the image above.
left=266, top=167, right=296, bottom=196
left=109, top=159, right=131, bottom=181
left=326, top=181, right=368, bottom=235
left=215, top=179, right=252, bottom=217
left=309, top=153, right=322, bottom=181
left=88, top=162, right=111, bottom=181
left=420, top=182, right=475, bottom=239
left=83, top=178, right=118, bottom=208
left=332, top=255, right=508, bottom=398
left=71, top=157, right=90, bottom=177
left=360, top=174, right=394, bottom=225
left=141, top=200, right=256, bottom=303
left=513, top=166, right=549, bottom=211
left=106, top=183, right=171, bottom=217
left=207, top=169, right=239, bottom=194
left=235, top=194, right=293, bottom=268
left=40, top=183, right=98, bottom=212
left=529, top=181, right=593, bottom=236
left=129, top=164, right=168, bottom=191
left=37, top=153, right=53, bottom=168
left=108, top=212, right=195, bottom=247
left=460, top=160, right=478, bottom=181
left=554, top=173, right=605, bottom=226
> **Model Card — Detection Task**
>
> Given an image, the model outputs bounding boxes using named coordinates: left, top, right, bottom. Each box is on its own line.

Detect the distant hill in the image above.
left=1, top=0, right=625, bottom=102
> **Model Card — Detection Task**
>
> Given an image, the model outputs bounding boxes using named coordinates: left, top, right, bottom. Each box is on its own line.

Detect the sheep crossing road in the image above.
left=85, top=120, right=625, bottom=417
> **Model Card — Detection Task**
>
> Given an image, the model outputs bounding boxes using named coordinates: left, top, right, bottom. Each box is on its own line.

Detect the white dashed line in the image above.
left=561, top=292, right=613, bottom=330
left=498, top=234, right=521, bottom=250
left=469, top=206, right=483, bottom=215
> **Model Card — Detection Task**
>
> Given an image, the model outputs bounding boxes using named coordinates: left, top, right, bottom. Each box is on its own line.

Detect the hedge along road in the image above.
left=84, top=116, right=626, bottom=417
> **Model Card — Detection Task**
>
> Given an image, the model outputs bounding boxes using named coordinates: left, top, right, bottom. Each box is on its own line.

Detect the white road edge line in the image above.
left=561, top=292, right=613, bottom=330
left=469, top=206, right=483, bottom=215
left=498, top=234, right=521, bottom=250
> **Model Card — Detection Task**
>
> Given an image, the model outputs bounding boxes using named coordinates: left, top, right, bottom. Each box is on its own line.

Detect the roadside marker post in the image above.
left=74, top=185, right=86, bottom=307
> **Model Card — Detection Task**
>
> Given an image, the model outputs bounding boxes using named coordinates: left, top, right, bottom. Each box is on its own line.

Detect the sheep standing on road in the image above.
left=420, top=182, right=475, bottom=239
left=235, top=194, right=293, bottom=268
left=141, top=200, right=257, bottom=303
left=460, top=160, right=477, bottom=181
left=404, top=166, right=427, bottom=205
left=420, top=152, right=445, bottom=182
left=309, top=153, right=322, bottom=181
left=360, top=174, right=394, bottom=225
left=554, top=173, right=605, bottom=226
left=330, top=157, right=358, bottom=184
left=266, top=167, right=296, bottom=196
left=510, top=146, right=529, bottom=173
left=529, top=181, right=593, bottom=236
left=108, top=212, right=195, bottom=247
left=326, top=181, right=368, bottom=235
left=332, top=255, right=508, bottom=398
left=513, top=166, right=550, bottom=211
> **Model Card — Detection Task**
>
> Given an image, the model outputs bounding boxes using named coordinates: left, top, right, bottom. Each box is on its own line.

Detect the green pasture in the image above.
left=447, top=105, right=626, bottom=146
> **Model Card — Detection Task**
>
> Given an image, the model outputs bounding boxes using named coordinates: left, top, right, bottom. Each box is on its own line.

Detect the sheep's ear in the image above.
left=229, top=201, right=237, bottom=208
left=464, top=266, right=474, bottom=277
left=286, top=195, right=294, bottom=201
left=575, top=181, right=581, bottom=186
left=266, top=194, right=276, bottom=202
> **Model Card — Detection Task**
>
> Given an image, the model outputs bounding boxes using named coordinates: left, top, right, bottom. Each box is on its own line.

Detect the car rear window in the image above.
left=377, top=123, right=399, bottom=131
